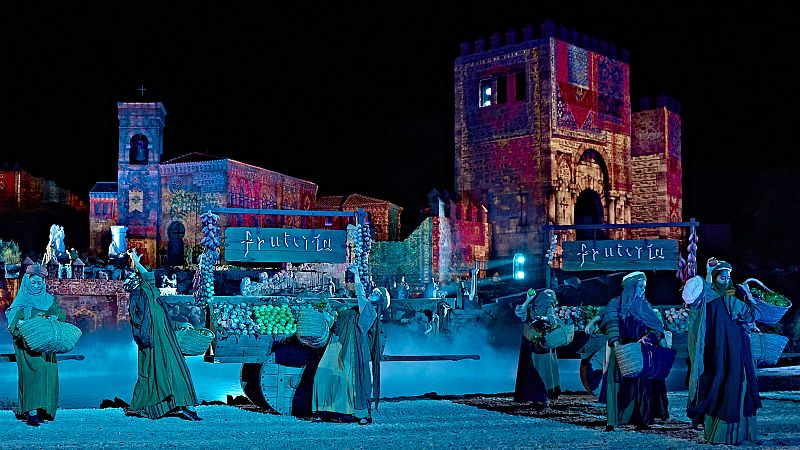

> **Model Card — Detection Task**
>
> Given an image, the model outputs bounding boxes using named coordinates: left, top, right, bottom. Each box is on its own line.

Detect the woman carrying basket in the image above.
left=513, top=289, right=561, bottom=407
left=5, top=263, right=66, bottom=426
left=600, top=271, right=669, bottom=431
left=312, top=264, right=388, bottom=425
left=685, top=261, right=762, bottom=445
left=124, top=248, right=201, bottom=421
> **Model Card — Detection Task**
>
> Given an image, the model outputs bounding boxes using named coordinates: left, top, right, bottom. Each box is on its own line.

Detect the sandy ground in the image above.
left=1, top=392, right=799, bottom=449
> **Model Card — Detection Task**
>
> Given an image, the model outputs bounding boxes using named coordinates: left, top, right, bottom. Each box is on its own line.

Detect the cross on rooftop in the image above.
left=138, top=85, right=147, bottom=96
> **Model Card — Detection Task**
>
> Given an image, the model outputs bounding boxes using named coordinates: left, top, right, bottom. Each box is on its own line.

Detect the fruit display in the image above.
left=253, top=304, right=298, bottom=336
left=554, top=305, right=599, bottom=331
left=212, top=300, right=300, bottom=338
left=660, top=306, right=689, bottom=333
left=213, top=302, right=259, bottom=337
left=352, top=222, right=372, bottom=282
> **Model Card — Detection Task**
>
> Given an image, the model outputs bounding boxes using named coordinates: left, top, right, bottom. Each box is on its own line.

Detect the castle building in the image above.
left=454, top=21, right=682, bottom=284
left=90, top=102, right=326, bottom=266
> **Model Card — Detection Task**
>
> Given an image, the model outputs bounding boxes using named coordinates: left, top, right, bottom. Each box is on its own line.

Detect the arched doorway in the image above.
left=167, top=222, right=185, bottom=266
left=574, top=189, right=607, bottom=240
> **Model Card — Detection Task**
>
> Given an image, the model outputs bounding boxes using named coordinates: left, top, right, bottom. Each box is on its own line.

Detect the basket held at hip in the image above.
left=615, top=342, right=644, bottom=378
left=750, top=332, right=788, bottom=367
left=18, top=316, right=82, bottom=354
left=543, top=325, right=575, bottom=349
left=176, top=325, right=216, bottom=356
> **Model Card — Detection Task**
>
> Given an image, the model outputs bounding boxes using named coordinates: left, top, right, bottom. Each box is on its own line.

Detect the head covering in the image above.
left=711, top=261, right=733, bottom=296
left=372, top=287, right=391, bottom=310
left=5, top=266, right=55, bottom=325
left=533, top=288, right=558, bottom=311
left=618, top=271, right=664, bottom=334
left=621, top=271, right=647, bottom=288
left=682, top=276, right=705, bottom=305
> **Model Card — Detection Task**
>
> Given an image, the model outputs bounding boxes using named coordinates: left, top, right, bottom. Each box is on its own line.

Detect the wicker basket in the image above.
left=750, top=332, right=788, bottom=367
left=543, top=325, right=575, bottom=349
left=295, top=308, right=330, bottom=349
left=18, top=316, right=82, bottom=354
left=745, top=278, right=792, bottom=325
left=615, top=342, right=644, bottom=378
left=176, top=325, right=215, bottom=356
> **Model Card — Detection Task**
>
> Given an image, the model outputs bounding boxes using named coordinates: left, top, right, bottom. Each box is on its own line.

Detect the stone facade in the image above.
left=455, top=22, right=682, bottom=283
left=630, top=101, right=683, bottom=239
left=46, top=279, right=130, bottom=331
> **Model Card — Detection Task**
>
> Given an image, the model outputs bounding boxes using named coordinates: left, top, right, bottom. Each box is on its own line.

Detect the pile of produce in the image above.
left=750, top=287, right=791, bottom=307
left=352, top=222, right=372, bottom=282
left=213, top=302, right=259, bottom=337
left=253, top=304, right=298, bottom=336
left=660, top=306, right=689, bottom=333
left=554, top=305, right=599, bottom=331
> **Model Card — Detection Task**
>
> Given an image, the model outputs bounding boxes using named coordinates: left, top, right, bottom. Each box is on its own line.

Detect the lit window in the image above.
left=480, top=79, right=492, bottom=107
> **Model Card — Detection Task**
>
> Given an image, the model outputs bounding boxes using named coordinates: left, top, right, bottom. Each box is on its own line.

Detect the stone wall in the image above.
left=47, top=279, right=130, bottom=331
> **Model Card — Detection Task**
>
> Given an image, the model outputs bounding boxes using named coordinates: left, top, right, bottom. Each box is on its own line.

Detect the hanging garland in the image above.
left=193, top=211, right=221, bottom=304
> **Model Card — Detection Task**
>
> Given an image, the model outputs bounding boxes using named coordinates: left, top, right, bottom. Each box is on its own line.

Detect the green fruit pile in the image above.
left=253, top=304, right=298, bottom=336
left=751, top=287, right=791, bottom=307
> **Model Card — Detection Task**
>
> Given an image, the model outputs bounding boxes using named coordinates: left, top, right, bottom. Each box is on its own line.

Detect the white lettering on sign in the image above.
left=241, top=230, right=254, bottom=257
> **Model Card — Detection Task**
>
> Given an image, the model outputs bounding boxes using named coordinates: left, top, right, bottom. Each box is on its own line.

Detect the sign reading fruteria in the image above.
left=224, top=227, right=347, bottom=263
left=561, top=240, right=679, bottom=271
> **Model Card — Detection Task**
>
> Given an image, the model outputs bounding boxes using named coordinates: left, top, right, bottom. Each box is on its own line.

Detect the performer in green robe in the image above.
left=124, top=248, right=201, bottom=421
left=5, top=263, right=66, bottom=426
left=600, top=271, right=669, bottom=431
left=513, top=289, right=561, bottom=406
left=686, top=261, right=761, bottom=444
left=312, top=265, right=388, bottom=425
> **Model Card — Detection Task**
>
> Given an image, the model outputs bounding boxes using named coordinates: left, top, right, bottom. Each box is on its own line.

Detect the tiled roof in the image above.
left=89, top=182, right=118, bottom=193
left=342, top=193, right=397, bottom=208
left=315, top=196, right=345, bottom=209
left=162, top=152, right=226, bottom=164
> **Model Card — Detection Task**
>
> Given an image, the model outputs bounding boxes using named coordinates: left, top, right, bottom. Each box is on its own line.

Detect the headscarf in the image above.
left=710, top=261, right=733, bottom=297
left=532, top=289, right=557, bottom=316
left=618, top=271, right=664, bottom=334
left=5, top=265, right=55, bottom=326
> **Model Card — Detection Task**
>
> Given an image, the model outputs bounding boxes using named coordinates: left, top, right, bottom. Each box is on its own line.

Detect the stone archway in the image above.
left=574, top=189, right=607, bottom=240
left=167, top=221, right=185, bottom=266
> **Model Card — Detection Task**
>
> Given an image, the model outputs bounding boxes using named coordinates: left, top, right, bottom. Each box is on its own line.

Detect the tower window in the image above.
left=515, top=71, right=527, bottom=101
left=479, top=79, right=492, bottom=107
left=129, top=134, right=150, bottom=165
left=497, top=75, right=508, bottom=104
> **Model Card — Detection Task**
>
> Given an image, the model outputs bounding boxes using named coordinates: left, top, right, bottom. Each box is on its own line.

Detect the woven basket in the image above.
left=750, top=332, right=788, bottom=367
left=543, top=325, right=575, bottom=349
left=176, top=326, right=215, bottom=356
left=18, top=316, right=82, bottom=354
left=615, top=342, right=644, bottom=378
left=295, top=308, right=330, bottom=348
left=745, top=278, right=792, bottom=325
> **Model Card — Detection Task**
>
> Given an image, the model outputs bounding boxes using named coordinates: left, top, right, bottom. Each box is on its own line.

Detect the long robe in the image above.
left=687, top=295, right=761, bottom=444
left=8, top=302, right=66, bottom=418
left=601, top=297, right=669, bottom=427
left=513, top=304, right=561, bottom=404
left=129, top=271, right=198, bottom=418
left=312, top=282, right=379, bottom=420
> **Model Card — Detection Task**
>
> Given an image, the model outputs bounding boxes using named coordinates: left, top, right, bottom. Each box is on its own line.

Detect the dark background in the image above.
left=2, top=1, right=798, bottom=257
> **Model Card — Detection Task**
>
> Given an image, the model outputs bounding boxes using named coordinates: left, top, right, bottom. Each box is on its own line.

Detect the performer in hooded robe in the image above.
left=312, top=265, right=388, bottom=425
left=513, top=289, right=561, bottom=406
left=600, top=271, right=669, bottom=431
left=124, top=248, right=201, bottom=421
left=5, top=263, right=66, bottom=426
left=686, top=261, right=761, bottom=445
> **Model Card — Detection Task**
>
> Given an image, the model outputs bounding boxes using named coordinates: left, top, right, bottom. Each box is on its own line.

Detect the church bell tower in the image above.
left=116, top=102, right=166, bottom=266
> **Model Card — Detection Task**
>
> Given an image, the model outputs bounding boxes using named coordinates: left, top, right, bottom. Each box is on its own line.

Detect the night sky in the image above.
left=2, top=2, right=797, bottom=248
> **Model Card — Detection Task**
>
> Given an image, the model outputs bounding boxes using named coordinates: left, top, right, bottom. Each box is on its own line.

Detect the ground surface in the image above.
left=2, top=392, right=799, bottom=449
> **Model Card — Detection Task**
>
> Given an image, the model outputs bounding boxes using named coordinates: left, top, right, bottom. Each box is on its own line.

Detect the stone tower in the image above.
left=116, top=102, right=166, bottom=265
left=454, top=22, right=638, bottom=284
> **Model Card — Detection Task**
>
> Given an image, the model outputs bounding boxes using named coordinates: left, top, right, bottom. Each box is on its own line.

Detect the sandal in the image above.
left=358, top=417, right=372, bottom=425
